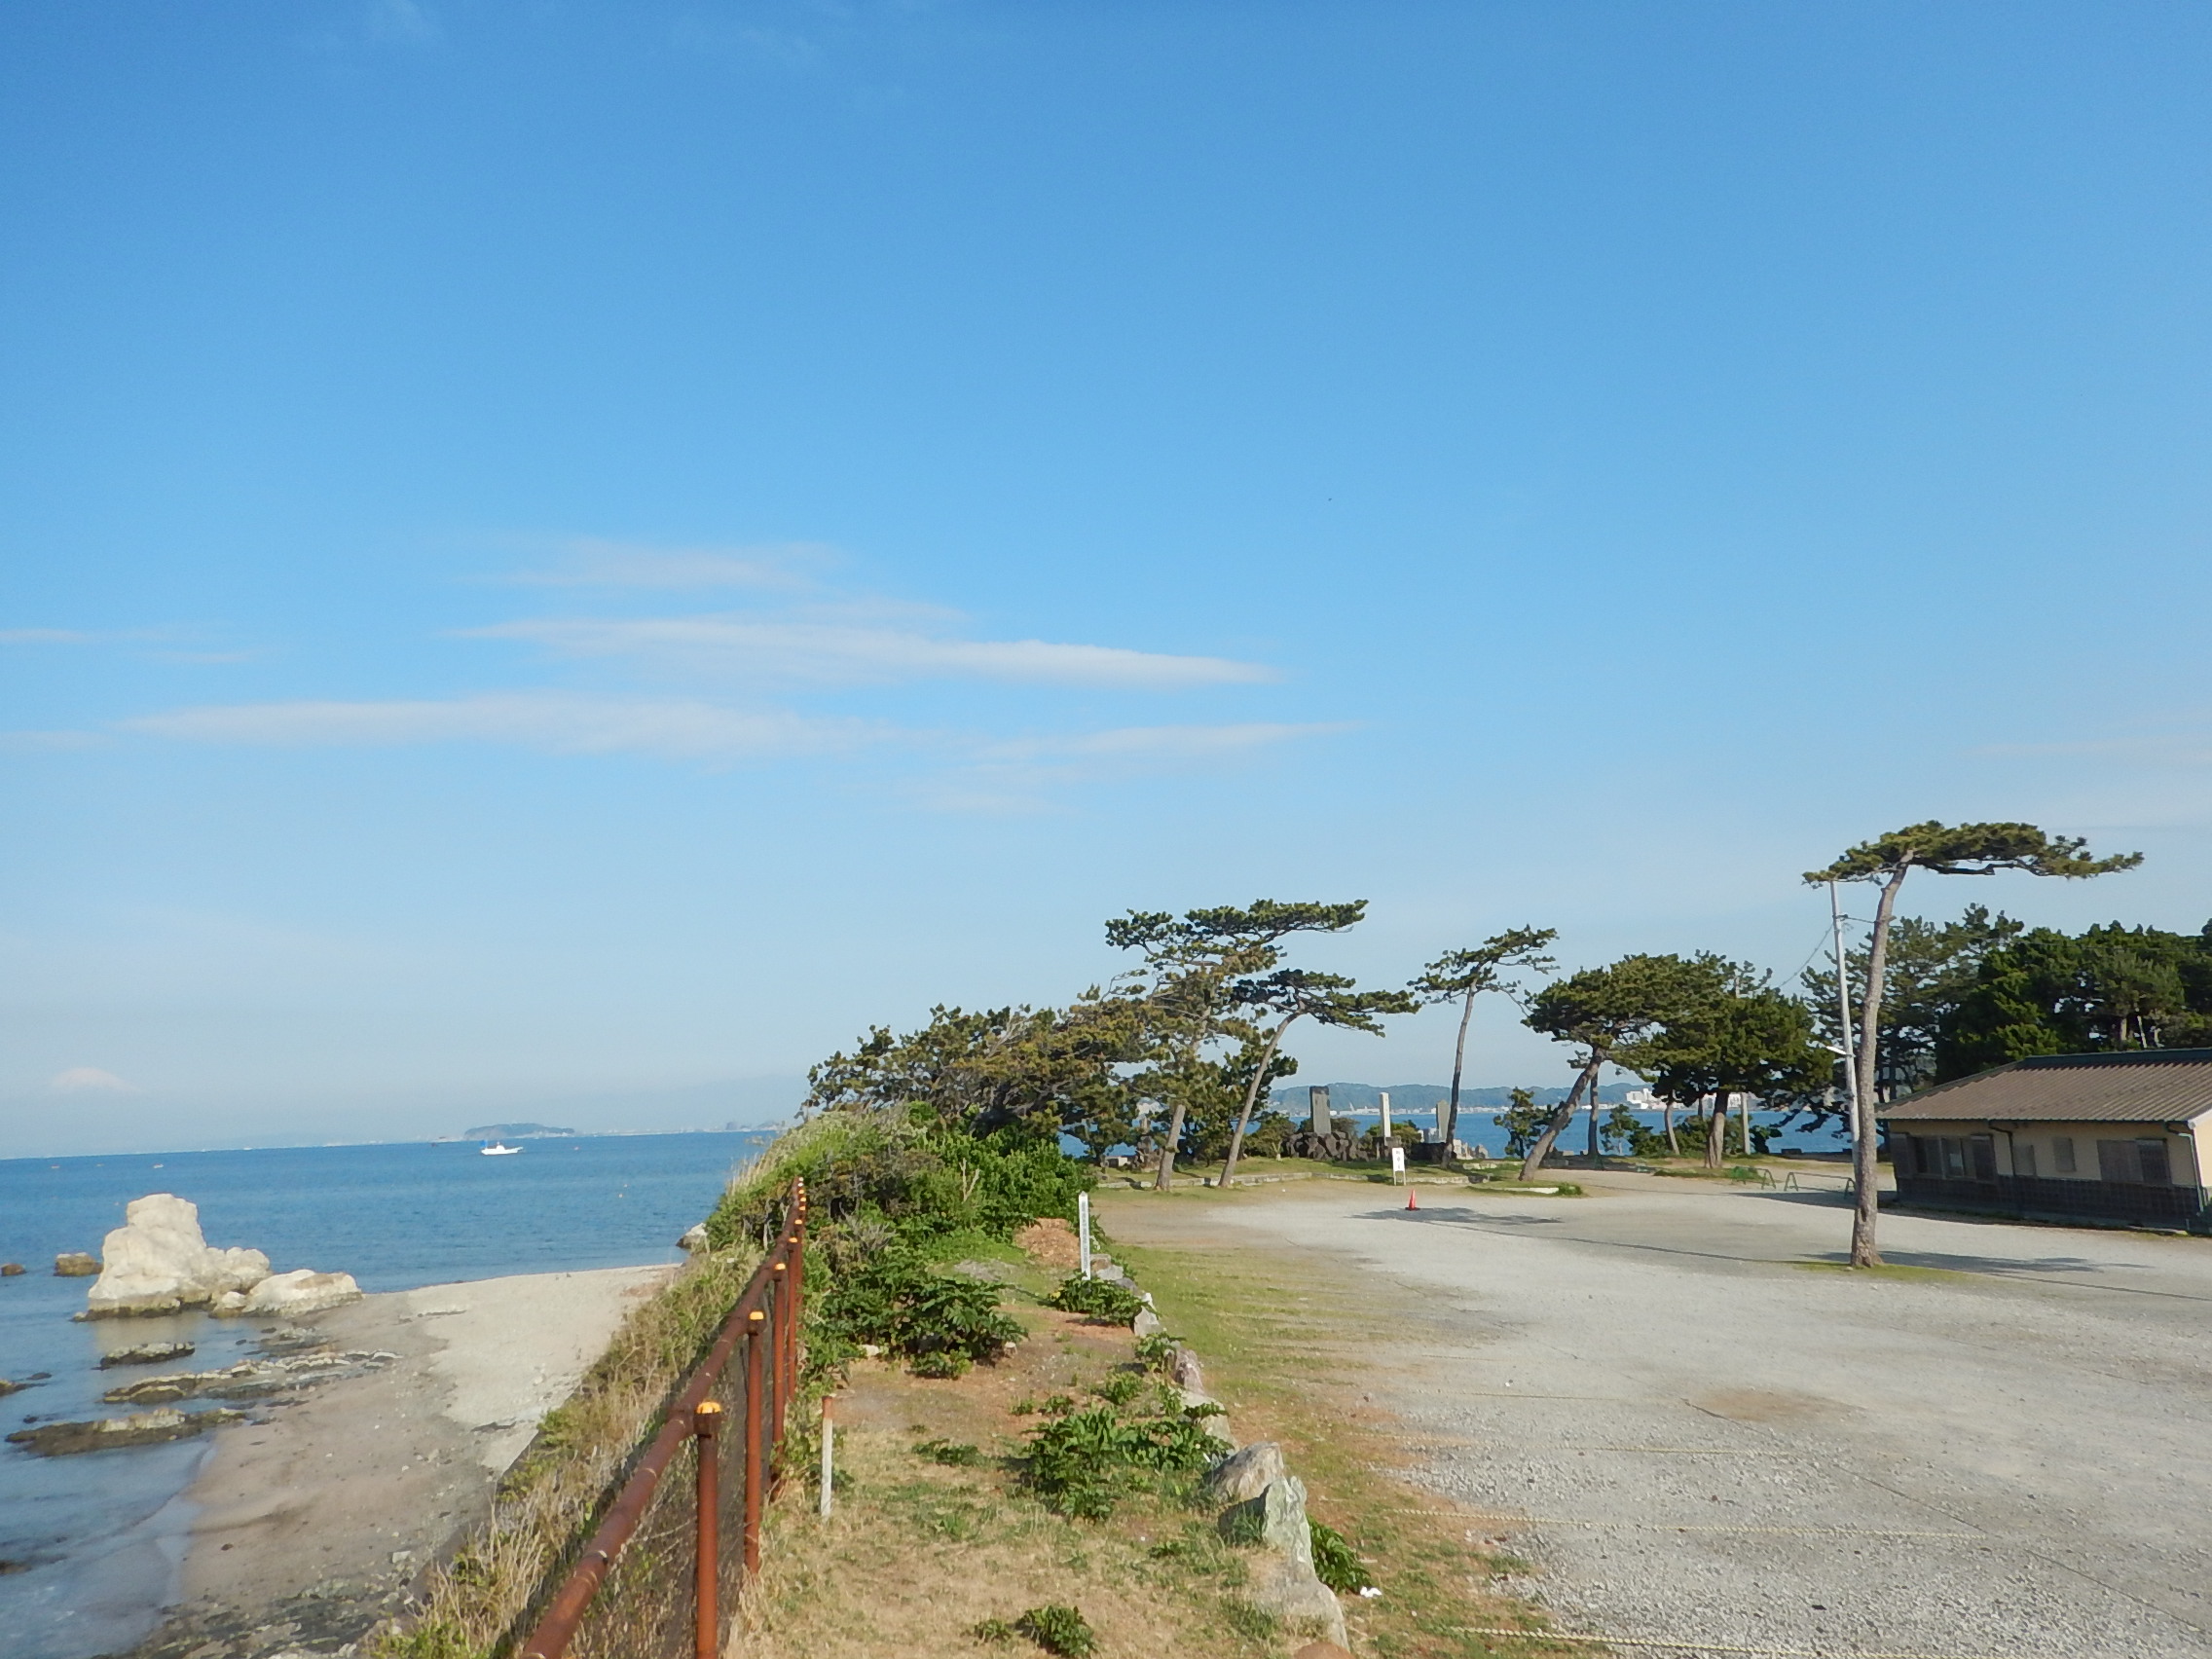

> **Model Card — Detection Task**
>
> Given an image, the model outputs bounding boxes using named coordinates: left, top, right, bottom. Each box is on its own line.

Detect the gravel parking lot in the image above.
left=1140, top=1173, right=2212, bottom=1659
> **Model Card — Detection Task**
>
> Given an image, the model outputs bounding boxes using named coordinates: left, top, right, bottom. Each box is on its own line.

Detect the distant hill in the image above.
left=1269, top=1081, right=1641, bottom=1113
left=461, top=1122, right=578, bottom=1138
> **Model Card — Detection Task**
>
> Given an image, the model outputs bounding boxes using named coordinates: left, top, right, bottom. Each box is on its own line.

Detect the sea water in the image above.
left=0, top=1131, right=771, bottom=1659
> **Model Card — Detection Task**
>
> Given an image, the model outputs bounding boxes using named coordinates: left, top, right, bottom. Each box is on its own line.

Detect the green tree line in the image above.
left=798, top=820, right=2153, bottom=1268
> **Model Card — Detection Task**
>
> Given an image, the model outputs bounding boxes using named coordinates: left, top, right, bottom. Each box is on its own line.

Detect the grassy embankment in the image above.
left=384, top=1118, right=1572, bottom=1659
left=743, top=1179, right=1575, bottom=1659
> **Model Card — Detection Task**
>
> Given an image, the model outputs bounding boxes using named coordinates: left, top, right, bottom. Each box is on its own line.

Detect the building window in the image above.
left=1969, top=1135, right=1997, bottom=1181
left=2053, top=1136, right=2077, bottom=1174
left=2097, top=1139, right=2173, bottom=1185
left=2015, top=1143, right=2038, bottom=1179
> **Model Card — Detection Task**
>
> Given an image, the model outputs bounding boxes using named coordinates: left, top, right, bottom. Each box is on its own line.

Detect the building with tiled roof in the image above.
left=1879, top=1050, right=2212, bottom=1230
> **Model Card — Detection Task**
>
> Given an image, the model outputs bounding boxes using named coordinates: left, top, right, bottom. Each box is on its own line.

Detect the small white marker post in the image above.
left=1078, top=1191, right=1093, bottom=1279
left=1389, top=1143, right=1407, bottom=1185
left=819, top=1396, right=835, bottom=1518
left=1379, top=1089, right=1392, bottom=1142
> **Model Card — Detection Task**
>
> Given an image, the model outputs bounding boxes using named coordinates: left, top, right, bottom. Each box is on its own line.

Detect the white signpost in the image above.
left=1390, top=1144, right=1407, bottom=1182
left=1078, top=1191, right=1093, bottom=1279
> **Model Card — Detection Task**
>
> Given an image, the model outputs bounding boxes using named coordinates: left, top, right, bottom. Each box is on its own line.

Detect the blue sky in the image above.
left=4, top=1, right=2208, bottom=1155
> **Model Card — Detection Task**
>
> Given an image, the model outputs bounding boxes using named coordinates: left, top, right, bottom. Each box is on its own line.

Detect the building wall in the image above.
left=1889, top=1116, right=2211, bottom=1229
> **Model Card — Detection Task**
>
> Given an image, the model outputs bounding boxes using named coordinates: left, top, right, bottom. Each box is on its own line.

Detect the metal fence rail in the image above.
left=519, top=1179, right=808, bottom=1659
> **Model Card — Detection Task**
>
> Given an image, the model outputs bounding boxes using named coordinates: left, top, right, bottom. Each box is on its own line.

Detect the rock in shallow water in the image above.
left=84, top=1195, right=271, bottom=1316
left=6, top=1407, right=243, bottom=1456
left=99, top=1340, right=197, bottom=1368
left=55, top=1252, right=99, bottom=1276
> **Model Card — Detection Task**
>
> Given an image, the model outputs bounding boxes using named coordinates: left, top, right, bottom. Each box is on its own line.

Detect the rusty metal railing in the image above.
left=518, top=1179, right=807, bottom=1659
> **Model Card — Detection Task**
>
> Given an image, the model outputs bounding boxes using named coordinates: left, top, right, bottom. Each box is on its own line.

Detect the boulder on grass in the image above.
left=84, top=1196, right=272, bottom=1317
left=1203, top=1441, right=1285, bottom=1504
left=240, top=1269, right=361, bottom=1317
left=1220, top=1475, right=1347, bottom=1647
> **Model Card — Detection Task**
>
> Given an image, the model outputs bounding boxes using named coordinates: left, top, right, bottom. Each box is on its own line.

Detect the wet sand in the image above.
left=127, top=1264, right=674, bottom=1659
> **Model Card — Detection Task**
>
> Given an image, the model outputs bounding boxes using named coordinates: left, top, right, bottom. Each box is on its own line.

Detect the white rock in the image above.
left=85, top=1195, right=273, bottom=1317
left=677, top=1224, right=709, bottom=1253
left=1132, top=1308, right=1164, bottom=1339
left=242, top=1269, right=362, bottom=1316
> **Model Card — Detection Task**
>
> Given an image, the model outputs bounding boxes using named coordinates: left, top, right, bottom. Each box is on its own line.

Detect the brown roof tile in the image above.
left=1879, top=1050, right=2212, bottom=1124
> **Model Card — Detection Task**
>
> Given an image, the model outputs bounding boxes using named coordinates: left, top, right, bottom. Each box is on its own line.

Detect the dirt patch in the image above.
left=1013, top=1219, right=1081, bottom=1272
left=1687, top=1386, right=1837, bottom=1425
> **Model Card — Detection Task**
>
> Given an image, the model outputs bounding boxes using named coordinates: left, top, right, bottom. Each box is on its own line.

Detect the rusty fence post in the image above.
left=770, top=1258, right=790, bottom=1448
left=692, top=1401, right=721, bottom=1659
left=743, top=1308, right=767, bottom=1573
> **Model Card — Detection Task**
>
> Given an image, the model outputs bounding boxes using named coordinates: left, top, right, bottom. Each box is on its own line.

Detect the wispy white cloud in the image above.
left=468, top=616, right=1276, bottom=690
left=52, top=1066, right=138, bottom=1094
left=497, top=537, right=827, bottom=592
left=126, top=694, right=882, bottom=762
left=0, top=628, right=98, bottom=645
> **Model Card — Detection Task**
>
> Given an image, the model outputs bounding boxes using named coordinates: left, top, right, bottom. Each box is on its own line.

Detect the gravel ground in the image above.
left=1163, top=1174, right=2212, bottom=1659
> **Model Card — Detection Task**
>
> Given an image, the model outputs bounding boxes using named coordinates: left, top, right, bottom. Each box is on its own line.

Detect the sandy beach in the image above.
left=124, top=1263, right=674, bottom=1659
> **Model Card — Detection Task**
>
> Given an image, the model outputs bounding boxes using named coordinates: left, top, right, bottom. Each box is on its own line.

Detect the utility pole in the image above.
left=1829, top=881, right=1861, bottom=1142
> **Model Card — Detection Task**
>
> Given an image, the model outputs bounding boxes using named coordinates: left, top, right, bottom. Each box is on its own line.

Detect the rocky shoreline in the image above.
left=28, top=1266, right=672, bottom=1659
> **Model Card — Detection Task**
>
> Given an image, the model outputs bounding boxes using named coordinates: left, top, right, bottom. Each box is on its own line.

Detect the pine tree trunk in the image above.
left=1219, top=1015, right=1298, bottom=1191
left=1705, top=1092, right=1726, bottom=1169
left=1445, top=988, right=1475, bottom=1148
left=1519, top=1058, right=1600, bottom=1182
left=1850, top=866, right=1911, bottom=1267
left=1153, top=1096, right=1190, bottom=1191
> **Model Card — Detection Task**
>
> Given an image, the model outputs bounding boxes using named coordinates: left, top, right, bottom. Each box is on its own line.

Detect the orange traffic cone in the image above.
left=1406, top=1186, right=1419, bottom=1211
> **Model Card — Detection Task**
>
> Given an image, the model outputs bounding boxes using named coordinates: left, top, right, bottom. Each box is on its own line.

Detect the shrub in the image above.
left=1013, top=1605, right=1096, bottom=1659
left=1309, top=1519, right=1373, bottom=1593
left=1049, top=1274, right=1145, bottom=1324
left=814, top=1249, right=1023, bottom=1377
left=1021, top=1400, right=1222, bottom=1519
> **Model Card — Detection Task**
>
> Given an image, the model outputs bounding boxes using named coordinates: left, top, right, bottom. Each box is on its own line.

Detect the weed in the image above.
left=1309, top=1519, right=1372, bottom=1593
left=1009, top=1395, right=1037, bottom=1416
left=1219, top=1599, right=1278, bottom=1642
left=1089, top=1371, right=1145, bottom=1408
left=916, top=1438, right=985, bottom=1466
left=1014, top=1604, right=1097, bottom=1658
left=1050, top=1275, right=1145, bottom=1324
left=1133, top=1333, right=1183, bottom=1372
left=973, top=1618, right=1017, bottom=1643
left=1037, top=1392, right=1076, bottom=1417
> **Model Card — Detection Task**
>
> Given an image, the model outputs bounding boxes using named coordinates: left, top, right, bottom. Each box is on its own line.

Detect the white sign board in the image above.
left=1389, top=1145, right=1407, bottom=1179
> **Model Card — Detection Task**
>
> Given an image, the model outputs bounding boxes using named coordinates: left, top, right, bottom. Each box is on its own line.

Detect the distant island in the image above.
left=461, top=1122, right=578, bottom=1139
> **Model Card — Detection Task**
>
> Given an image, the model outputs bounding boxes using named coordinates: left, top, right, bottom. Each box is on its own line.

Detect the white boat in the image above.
left=480, top=1142, right=522, bottom=1157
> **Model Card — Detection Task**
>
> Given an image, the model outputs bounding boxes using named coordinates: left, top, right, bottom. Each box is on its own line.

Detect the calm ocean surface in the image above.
left=0, top=1132, right=772, bottom=1659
